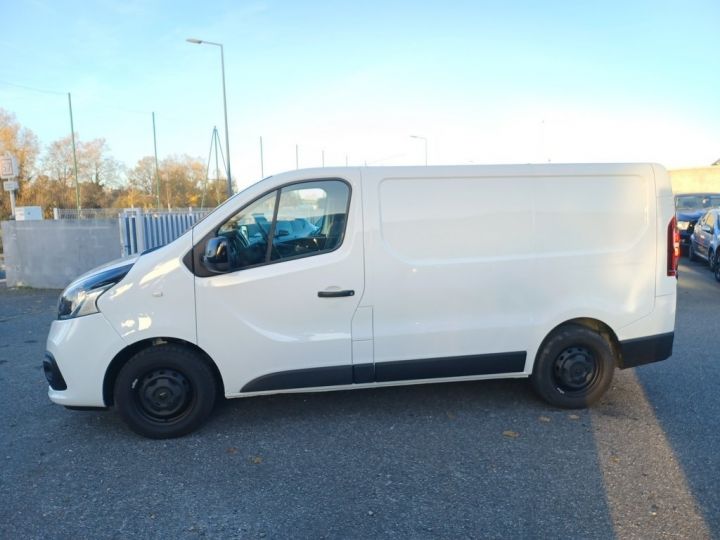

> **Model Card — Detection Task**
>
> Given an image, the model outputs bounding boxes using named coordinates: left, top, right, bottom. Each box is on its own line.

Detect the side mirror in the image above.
left=202, top=236, right=229, bottom=273
left=703, top=225, right=713, bottom=234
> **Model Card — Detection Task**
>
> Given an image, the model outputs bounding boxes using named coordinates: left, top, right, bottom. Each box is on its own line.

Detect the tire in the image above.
left=531, top=324, right=615, bottom=409
left=715, top=260, right=720, bottom=282
left=114, top=344, right=217, bottom=439
left=689, top=242, right=699, bottom=262
left=710, top=250, right=718, bottom=272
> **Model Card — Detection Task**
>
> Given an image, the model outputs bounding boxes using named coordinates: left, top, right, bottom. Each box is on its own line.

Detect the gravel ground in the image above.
left=0, top=259, right=718, bottom=539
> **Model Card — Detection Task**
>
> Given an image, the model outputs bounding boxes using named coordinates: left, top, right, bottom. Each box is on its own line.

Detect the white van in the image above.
left=44, top=164, right=678, bottom=438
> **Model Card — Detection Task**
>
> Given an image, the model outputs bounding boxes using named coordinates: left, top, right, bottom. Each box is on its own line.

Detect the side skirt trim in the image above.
left=241, top=365, right=352, bottom=393
left=374, top=352, right=526, bottom=382
left=240, top=351, right=527, bottom=393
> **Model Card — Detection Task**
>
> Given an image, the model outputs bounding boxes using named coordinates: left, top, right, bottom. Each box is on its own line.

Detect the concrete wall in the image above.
left=669, top=167, right=720, bottom=194
left=1, top=220, right=122, bottom=289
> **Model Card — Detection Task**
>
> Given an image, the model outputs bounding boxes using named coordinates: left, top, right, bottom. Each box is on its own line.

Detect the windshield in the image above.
left=191, top=177, right=271, bottom=228
left=675, top=194, right=720, bottom=211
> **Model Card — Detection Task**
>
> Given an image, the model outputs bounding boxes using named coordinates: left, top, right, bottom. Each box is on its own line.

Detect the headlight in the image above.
left=677, top=221, right=690, bottom=231
left=58, top=263, right=134, bottom=320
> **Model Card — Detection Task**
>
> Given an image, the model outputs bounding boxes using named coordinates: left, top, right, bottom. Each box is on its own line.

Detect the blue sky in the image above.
left=1, top=0, right=719, bottom=189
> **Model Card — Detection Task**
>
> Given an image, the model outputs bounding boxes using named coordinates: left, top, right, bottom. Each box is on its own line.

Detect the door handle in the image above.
left=318, top=289, right=355, bottom=298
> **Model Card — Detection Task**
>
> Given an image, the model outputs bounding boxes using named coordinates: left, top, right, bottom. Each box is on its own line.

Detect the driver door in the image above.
left=194, top=176, right=365, bottom=395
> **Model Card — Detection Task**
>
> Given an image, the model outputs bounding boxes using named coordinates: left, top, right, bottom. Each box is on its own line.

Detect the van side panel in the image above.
left=364, top=172, right=536, bottom=370
left=363, top=164, right=659, bottom=376
left=531, top=167, right=656, bottom=337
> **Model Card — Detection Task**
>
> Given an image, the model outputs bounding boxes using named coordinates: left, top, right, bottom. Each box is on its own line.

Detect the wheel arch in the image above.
left=536, top=317, right=623, bottom=369
left=103, top=338, right=225, bottom=406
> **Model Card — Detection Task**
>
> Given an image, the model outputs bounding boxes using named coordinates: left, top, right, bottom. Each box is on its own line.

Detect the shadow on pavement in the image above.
left=632, top=259, right=720, bottom=537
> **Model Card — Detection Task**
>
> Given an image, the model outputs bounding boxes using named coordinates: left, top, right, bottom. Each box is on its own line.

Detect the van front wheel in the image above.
left=531, top=325, right=615, bottom=408
left=114, top=345, right=217, bottom=439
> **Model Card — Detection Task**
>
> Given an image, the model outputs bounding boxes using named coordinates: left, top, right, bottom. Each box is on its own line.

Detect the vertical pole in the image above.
left=68, top=93, right=80, bottom=212
left=259, top=136, right=264, bottom=178
left=214, top=128, right=220, bottom=184
left=295, top=144, right=299, bottom=169
left=322, top=150, right=325, bottom=167
left=214, top=128, right=223, bottom=204
left=9, top=189, right=16, bottom=218
left=345, top=155, right=348, bottom=167
left=152, top=112, right=161, bottom=209
left=423, top=139, right=428, bottom=166
left=219, top=44, right=232, bottom=197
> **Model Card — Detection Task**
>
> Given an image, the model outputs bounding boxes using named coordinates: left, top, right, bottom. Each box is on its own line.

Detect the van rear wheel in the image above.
left=114, top=344, right=217, bottom=439
left=531, top=324, right=615, bottom=408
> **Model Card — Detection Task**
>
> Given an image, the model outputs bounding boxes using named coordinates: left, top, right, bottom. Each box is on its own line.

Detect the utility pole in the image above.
left=152, top=112, right=161, bottom=209
left=322, top=150, right=325, bottom=167
left=295, top=144, right=299, bottom=169
left=259, top=136, right=264, bottom=178
left=68, top=93, right=80, bottom=212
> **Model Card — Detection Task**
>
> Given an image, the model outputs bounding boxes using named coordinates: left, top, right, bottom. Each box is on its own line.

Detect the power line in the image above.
left=0, top=80, right=64, bottom=96
left=0, top=79, right=181, bottom=121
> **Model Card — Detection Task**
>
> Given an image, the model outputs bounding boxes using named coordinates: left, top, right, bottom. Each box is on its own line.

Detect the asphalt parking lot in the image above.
left=1, top=259, right=718, bottom=539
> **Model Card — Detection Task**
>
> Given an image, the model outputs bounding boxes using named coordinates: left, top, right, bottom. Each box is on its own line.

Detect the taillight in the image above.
left=667, top=216, right=680, bottom=277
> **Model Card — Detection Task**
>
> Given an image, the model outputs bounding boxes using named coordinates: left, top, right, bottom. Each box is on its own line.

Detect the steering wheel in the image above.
left=225, top=231, right=248, bottom=270
left=254, top=216, right=280, bottom=259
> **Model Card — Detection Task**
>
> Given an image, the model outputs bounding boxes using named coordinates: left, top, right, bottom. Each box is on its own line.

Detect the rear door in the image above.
left=194, top=175, right=365, bottom=394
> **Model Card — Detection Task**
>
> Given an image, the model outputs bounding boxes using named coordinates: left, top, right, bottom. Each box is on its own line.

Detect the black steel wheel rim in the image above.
left=133, top=368, right=193, bottom=423
left=553, top=346, right=599, bottom=393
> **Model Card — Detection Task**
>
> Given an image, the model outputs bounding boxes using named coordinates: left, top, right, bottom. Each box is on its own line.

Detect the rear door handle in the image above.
left=318, top=289, right=355, bottom=298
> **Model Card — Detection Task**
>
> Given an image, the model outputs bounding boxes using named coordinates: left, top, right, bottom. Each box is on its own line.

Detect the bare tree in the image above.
left=0, top=108, right=40, bottom=218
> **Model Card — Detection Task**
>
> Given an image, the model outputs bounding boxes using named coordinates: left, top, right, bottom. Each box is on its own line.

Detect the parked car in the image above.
left=689, top=208, right=720, bottom=269
left=675, top=193, right=720, bottom=253
left=44, top=163, right=677, bottom=438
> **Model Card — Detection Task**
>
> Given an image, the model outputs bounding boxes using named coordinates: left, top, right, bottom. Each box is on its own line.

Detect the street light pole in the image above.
left=187, top=38, right=233, bottom=197
left=410, top=135, right=428, bottom=166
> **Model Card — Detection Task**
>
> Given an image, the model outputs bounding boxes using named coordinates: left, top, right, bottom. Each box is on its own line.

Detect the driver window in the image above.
left=270, top=181, right=350, bottom=261
left=218, top=190, right=277, bottom=271
left=212, top=180, right=350, bottom=273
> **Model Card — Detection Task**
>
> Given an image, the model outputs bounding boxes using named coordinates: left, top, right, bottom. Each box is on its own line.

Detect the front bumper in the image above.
left=45, top=313, right=126, bottom=407
left=43, top=353, right=67, bottom=390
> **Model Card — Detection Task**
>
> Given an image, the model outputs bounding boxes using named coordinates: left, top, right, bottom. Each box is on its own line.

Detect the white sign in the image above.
left=15, top=206, right=43, bottom=220
left=1, top=154, right=18, bottom=179
left=3, top=180, right=18, bottom=191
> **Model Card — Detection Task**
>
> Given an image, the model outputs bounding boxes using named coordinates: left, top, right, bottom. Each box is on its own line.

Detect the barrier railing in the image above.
left=119, top=208, right=211, bottom=256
